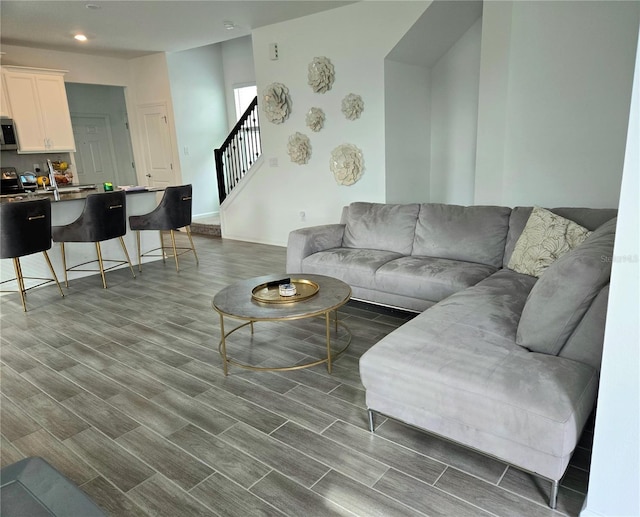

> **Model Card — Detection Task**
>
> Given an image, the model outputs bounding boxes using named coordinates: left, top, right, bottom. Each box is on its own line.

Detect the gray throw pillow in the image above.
left=342, top=202, right=420, bottom=254
left=516, top=217, right=616, bottom=355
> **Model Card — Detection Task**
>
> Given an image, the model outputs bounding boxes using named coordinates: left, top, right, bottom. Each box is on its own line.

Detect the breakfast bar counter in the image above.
left=0, top=187, right=165, bottom=287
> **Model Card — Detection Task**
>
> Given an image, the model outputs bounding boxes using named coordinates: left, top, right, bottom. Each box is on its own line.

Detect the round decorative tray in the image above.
left=252, top=278, right=320, bottom=304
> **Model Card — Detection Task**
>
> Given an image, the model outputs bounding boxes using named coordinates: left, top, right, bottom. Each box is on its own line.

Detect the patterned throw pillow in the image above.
left=507, top=207, right=592, bottom=277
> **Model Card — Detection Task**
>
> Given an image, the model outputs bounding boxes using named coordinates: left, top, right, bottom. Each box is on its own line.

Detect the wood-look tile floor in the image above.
left=0, top=235, right=592, bottom=516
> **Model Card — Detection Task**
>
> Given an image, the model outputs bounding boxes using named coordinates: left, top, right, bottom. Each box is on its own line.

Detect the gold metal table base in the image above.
left=218, top=311, right=351, bottom=375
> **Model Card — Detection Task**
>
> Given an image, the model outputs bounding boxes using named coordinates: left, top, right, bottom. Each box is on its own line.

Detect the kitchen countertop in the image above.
left=0, top=186, right=163, bottom=203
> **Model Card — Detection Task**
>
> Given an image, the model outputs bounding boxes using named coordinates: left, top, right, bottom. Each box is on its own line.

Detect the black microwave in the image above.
left=1, top=118, right=19, bottom=151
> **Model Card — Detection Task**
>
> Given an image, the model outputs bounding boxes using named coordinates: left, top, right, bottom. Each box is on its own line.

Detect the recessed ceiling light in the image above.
left=74, top=34, right=88, bottom=42
left=85, top=4, right=101, bottom=9
left=223, top=21, right=236, bottom=30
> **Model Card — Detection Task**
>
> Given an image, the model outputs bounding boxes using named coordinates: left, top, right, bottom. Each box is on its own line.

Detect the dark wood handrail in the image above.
left=214, top=97, right=261, bottom=204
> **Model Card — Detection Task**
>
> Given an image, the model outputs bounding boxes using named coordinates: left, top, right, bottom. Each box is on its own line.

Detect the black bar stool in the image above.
left=129, top=185, right=198, bottom=272
left=52, top=191, right=135, bottom=289
left=0, top=198, right=64, bottom=311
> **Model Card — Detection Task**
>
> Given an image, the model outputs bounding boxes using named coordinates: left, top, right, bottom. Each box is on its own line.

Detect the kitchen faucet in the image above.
left=46, top=159, right=60, bottom=201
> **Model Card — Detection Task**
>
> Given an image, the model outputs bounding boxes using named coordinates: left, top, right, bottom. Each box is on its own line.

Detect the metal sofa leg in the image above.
left=550, top=479, right=559, bottom=509
left=367, top=409, right=375, bottom=433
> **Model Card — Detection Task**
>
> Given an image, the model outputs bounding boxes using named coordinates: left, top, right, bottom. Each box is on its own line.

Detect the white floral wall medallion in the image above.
left=287, top=132, right=312, bottom=165
left=305, top=107, right=325, bottom=132
left=308, top=57, right=335, bottom=93
left=341, top=93, right=364, bottom=120
left=262, top=82, right=291, bottom=124
left=330, top=144, right=364, bottom=186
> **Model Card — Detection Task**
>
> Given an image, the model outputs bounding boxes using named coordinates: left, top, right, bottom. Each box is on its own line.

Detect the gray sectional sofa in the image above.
left=286, top=202, right=617, bottom=508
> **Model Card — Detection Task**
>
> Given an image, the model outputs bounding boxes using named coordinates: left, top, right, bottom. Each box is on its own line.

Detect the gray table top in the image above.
left=212, top=273, right=351, bottom=321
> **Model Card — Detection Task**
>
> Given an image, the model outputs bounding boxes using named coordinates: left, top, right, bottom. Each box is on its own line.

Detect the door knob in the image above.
left=146, top=173, right=152, bottom=178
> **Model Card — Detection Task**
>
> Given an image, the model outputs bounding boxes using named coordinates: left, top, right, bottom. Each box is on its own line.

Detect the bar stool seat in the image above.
left=51, top=191, right=135, bottom=289
left=129, top=185, right=198, bottom=272
left=0, top=198, right=64, bottom=311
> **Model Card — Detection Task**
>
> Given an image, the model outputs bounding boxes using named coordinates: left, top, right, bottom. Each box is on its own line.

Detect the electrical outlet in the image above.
left=299, top=211, right=306, bottom=222
left=269, top=157, right=278, bottom=167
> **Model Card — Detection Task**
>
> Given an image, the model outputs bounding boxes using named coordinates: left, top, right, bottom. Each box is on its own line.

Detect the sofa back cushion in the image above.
left=342, top=202, right=420, bottom=254
left=516, top=218, right=617, bottom=355
left=412, top=204, right=511, bottom=268
left=558, top=285, right=609, bottom=371
left=504, top=207, right=617, bottom=267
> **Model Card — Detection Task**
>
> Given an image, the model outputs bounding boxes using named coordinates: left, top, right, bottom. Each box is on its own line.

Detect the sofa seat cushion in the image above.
left=360, top=269, right=598, bottom=479
left=375, top=256, right=497, bottom=303
left=302, top=248, right=402, bottom=288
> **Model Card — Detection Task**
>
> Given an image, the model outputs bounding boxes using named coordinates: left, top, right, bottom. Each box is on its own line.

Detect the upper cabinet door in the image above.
left=35, top=74, right=76, bottom=152
left=0, top=75, right=12, bottom=118
left=2, top=66, right=76, bottom=153
left=2, top=71, right=47, bottom=152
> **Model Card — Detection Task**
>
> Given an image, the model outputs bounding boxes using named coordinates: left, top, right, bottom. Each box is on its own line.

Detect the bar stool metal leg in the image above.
left=185, top=226, right=199, bottom=264
left=169, top=229, right=180, bottom=271
left=60, top=242, right=69, bottom=287
left=42, top=250, right=65, bottom=298
left=12, top=258, right=27, bottom=312
left=159, top=230, right=166, bottom=263
left=136, top=230, right=142, bottom=272
left=95, top=242, right=108, bottom=289
left=119, top=237, right=136, bottom=279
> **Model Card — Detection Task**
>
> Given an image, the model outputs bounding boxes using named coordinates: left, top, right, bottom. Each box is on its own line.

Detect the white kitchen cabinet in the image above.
left=0, top=74, right=11, bottom=118
left=2, top=66, right=76, bottom=153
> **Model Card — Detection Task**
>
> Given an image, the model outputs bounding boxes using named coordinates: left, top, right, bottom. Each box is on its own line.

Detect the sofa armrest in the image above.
left=286, top=224, right=345, bottom=273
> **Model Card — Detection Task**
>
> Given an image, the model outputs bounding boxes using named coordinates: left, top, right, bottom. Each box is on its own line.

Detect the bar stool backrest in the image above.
left=0, top=198, right=52, bottom=259
left=55, top=191, right=127, bottom=243
left=132, top=185, right=193, bottom=231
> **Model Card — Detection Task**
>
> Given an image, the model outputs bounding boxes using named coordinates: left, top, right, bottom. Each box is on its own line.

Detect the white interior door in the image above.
left=71, top=115, right=118, bottom=186
left=137, top=103, right=176, bottom=188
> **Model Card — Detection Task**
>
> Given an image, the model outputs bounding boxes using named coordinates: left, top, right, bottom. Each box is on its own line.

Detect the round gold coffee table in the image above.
left=212, top=273, right=352, bottom=375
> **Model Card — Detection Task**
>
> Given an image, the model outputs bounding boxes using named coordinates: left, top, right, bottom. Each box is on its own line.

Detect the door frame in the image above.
left=136, top=101, right=180, bottom=188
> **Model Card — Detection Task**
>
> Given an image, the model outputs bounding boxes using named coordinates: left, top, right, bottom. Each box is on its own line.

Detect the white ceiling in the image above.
left=0, top=1, right=354, bottom=59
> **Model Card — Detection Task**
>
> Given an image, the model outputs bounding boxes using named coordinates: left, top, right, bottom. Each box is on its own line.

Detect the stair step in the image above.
left=190, top=222, right=221, bottom=238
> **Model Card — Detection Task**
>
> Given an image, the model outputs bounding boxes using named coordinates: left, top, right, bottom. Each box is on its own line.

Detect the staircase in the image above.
left=214, top=97, right=262, bottom=204
left=192, top=98, right=261, bottom=238
left=190, top=214, right=221, bottom=237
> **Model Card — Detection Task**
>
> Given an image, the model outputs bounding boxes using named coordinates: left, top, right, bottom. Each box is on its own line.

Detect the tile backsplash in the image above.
left=0, top=151, right=72, bottom=175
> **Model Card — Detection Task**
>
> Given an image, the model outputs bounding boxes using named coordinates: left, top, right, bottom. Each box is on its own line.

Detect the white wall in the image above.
left=167, top=44, right=228, bottom=217
left=222, top=1, right=428, bottom=245
left=475, top=1, right=640, bottom=209
left=0, top=44, right=131, bottom=87
left=384, top=59, right=431, bottom=204
left=221, top=36, right=256, bottom=131
left=473, top=1, right=513, bottom=206
left=429, top=17, right=481, bottom=205
left=581, top=23, right=640, bottom=517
